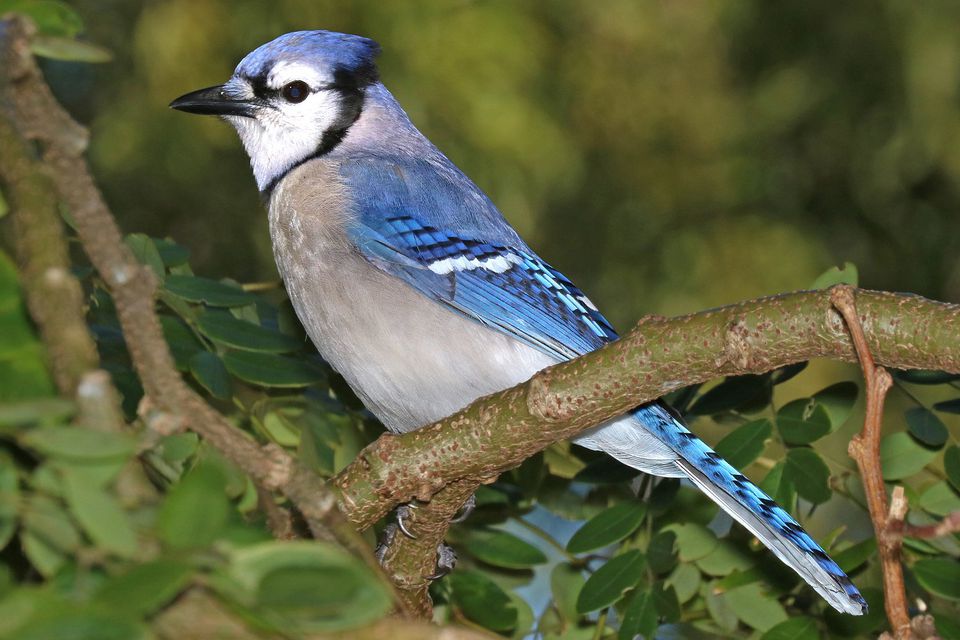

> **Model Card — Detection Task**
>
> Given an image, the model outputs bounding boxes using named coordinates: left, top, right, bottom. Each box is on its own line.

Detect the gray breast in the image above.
left=267, top=159, right=556, bottom=433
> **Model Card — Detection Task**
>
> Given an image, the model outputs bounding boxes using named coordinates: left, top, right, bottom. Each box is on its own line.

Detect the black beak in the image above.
left=169, top=84, right=255, bottom=117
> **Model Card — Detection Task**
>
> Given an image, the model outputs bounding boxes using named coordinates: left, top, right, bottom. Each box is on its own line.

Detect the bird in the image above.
left=170, top=30, right=867, bottom=616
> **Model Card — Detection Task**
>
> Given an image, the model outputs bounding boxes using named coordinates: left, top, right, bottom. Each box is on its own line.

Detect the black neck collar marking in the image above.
left=257, top=63, right=378, bottom=200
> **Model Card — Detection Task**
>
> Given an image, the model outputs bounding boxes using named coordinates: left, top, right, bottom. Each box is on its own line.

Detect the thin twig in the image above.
left=255, top=484, right=297, bottom=541
left=831, top=285, right=910, bottom=639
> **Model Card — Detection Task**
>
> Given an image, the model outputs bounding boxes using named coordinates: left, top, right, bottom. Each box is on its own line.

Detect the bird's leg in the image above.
left=449, top=493, right=476, bottom=524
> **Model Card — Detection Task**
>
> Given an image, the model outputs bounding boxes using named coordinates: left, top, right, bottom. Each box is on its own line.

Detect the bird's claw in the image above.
left=449, top=493, right=476, bottom=524
left=396, top=502, right=418, bottom=539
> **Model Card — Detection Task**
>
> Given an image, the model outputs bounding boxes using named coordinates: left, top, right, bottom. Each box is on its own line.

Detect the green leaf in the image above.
left=905, top=407, right=948, bottom=448
left=777, top=399, right=831, bottom=445
left=880, top=432, right=938, bottom=480
left=760, top=462, right=796, bottom=511
left=21, top=531, right=65, bottom=577
left=153, top=238, right=191, bottom=266
left=462, top=528, right=547, bottom=569
left=918, top=481, right=960, bottom=517
left=688, top=375, right=771, bottom=415
left=576, top=549, right=645, bottom=613
left=449, top=570, right=517, bottom=632
left=214, top=540, right=392, bottom=633
left=724, top=583, right=789, bottom=631
left=770, top=362, right=808, bottom=385
left=197, top=312, right=302, bottom=353
left=566, top=503, right=646, bottom=554
left=0, top=398, right=74, bottom=429
left=124, top=233, right=164, bottom=279
left=666, top=563, right=700, bottom=603
left=159, top=315, right=203, bottom=371
left=894, top=369, right=960, bottom=385
left=189, top=351, right=232, bottom=399
left=695, top=540, right=755, bottom=576
left=619, top=590, right=657, bottom=640
left=662, top=522, right=718, bottom=562
left=164, top=275, right=256, bottom=307
left=913, top=558, right=960, bottom=600
left=261, top=412, right=301, bottom=448
left=715, top=418, right=772, bottom=469
left=21, top=427, right=135, bottom=461
left=813, top=381, right=858, bottom=428
left=0, top=453, right=18, bottom=550
left=223, top=351, right=324, bottom=387
left=21, top=495, right=79, bottom=553
left=158, top=463, right=230, bottom=549
left=933, top=398, right=960, bottom=414
left=1, top=0, right=84, bottom=36
left=543, top=442, right=587, bottom=479
left=784, top=448, right=831, bottom=504
left=12, top=610, right=147, bottom=640
left=652, top=582, right=680, bottom=622
left=93, top=560, right=194, bottom=615
left=646, top=529, right=678, bottom=575
left=946, top=445, right=960, bottom=492
left=61, top=467, right=137, bottom=557
left=811, top=262, right=858, bottom=288
left=705, top=581, right=740, bottom=633
left=0, top=188, right=7, bottom=219
left=833, top=538, right=876, bottom=573
left=760, top=616, right=819, bottom=640
left=550, top=563, right=584, bottom=623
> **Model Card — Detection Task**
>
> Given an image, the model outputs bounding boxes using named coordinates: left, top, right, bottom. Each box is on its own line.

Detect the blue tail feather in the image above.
left=631, top=403, right=868, bottom=615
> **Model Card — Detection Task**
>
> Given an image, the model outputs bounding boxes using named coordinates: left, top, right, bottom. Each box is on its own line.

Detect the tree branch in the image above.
left=335, top=287, right=960, bottom=530
left=0, top=33, right=97, bottom=395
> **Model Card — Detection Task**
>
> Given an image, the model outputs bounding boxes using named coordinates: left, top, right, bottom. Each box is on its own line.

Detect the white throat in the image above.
left=226, top=89, right=343, bottom=191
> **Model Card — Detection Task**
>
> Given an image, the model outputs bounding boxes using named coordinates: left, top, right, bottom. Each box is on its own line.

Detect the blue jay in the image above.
left=171, top=30, right=866, bottom=615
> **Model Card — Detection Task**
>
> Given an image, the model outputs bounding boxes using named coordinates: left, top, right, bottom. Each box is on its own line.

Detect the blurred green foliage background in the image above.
left=51, top=0, right=960, bottom=329
left=2, top=3, right=960, bottom=637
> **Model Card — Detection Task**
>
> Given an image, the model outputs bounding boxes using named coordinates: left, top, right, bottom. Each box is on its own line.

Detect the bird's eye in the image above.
left=281, top=80, right=310, bottom=103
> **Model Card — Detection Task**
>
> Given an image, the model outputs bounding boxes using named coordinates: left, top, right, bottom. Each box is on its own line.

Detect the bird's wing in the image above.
left=340, top=156, right=618, bottom=361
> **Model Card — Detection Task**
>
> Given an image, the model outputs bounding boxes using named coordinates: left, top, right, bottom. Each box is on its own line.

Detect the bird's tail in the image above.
left=587, top=402, right=867, bottom=616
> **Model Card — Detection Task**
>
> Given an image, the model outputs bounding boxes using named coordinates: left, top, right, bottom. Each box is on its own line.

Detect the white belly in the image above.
left=268, top=163, right=556, bottom=432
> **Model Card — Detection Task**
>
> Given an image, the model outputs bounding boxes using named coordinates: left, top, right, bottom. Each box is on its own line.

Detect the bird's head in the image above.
left=171, top=30, right=381, bottom=192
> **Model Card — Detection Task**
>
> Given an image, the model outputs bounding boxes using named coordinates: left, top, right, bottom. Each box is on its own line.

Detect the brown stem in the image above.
left=0, top=50, right=97, bottom=394
left=256, top=484, right=297, bottom=541
left=831, top=286, right=910, bottom=639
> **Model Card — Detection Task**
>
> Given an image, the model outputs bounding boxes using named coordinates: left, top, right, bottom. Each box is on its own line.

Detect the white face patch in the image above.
left=221, top=73, right=345, bottom=191
left=266, top=60, right=330, bottom=90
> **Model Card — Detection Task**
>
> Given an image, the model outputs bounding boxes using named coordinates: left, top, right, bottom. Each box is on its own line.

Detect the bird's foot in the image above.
left=449, top=493, right=476, bottom=524
left=425, top=542, right=458, bottom=579
left=374, top=522, right=458, bottom=579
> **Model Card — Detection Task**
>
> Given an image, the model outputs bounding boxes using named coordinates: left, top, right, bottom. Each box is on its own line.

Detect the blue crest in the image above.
left=235, top=30, right=381, bottom=81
